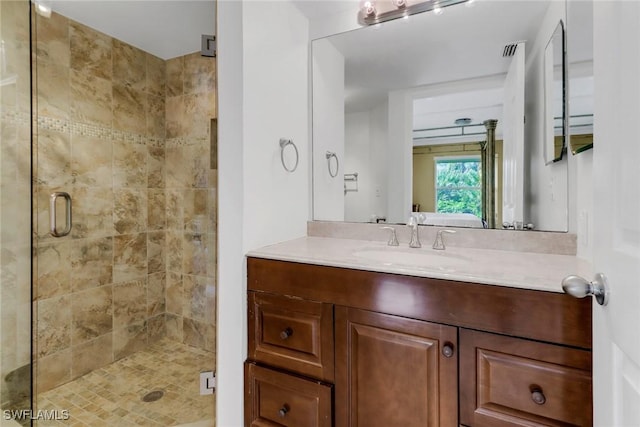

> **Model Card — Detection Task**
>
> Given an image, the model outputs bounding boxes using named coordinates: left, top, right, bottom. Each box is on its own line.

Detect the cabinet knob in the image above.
left=442, top=343, right=455, bottom=358
left=530, top=386, right=546, bottom=405
left=278, top=404, right=290, bottom=417
left=280, top=327, right=293, bottom=340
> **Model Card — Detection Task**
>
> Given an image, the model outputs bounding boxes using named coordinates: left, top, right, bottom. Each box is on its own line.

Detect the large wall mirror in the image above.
left=312, top=0, right=571, bottom=232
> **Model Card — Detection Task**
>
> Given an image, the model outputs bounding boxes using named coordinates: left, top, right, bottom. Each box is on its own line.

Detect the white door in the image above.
left=502, top=42, right=525, bottom=226
left=592, top=2, right=640, bottom=425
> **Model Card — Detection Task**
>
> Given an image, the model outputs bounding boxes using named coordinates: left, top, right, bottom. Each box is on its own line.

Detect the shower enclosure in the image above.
left=1, top=1, right=218, bottom=425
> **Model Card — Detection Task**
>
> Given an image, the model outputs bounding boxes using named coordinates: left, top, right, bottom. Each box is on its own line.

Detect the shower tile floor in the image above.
left=36, top=338, right=215, bottom=426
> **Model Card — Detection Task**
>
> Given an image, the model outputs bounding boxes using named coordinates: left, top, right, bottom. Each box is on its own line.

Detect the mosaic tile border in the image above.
left=35, top=116, right=165, bottom=148
left=165, top=136, right=208, bottom=148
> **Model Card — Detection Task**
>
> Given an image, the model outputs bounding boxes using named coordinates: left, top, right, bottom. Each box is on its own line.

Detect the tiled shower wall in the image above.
left=1, top=0, right=32, bottom=408
left=33, top=12, right=217, bottom=393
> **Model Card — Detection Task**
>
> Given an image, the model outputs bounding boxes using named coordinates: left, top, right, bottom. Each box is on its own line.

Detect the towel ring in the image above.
left=279, top=138, right=299, bottom=173
left=326, top=151, right=339, bottom=178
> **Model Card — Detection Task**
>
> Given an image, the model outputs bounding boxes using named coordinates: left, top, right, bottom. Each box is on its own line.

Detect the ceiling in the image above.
left=50, top=1, right=216, bottom=60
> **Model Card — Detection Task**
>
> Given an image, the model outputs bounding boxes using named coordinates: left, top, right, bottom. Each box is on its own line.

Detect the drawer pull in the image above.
left=280, top=327, right=293, bottom=340
left=530, top=386, right=546, bottom=405
left=278, top=404, right=290, bottom=417
left=442, top=343, right=455, bottom=358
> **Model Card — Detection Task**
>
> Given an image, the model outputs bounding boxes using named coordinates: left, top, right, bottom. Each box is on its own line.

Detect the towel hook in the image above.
left=326, top=151, right=339, bottom=178
left=279, top=138, right=299, bottom=173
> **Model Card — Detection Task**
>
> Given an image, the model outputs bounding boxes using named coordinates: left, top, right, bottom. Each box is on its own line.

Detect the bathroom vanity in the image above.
left=244, top=237, right=592, bottom=427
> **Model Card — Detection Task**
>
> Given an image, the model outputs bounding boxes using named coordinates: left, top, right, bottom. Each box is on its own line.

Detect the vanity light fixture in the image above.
left=359, top=0, right=467, bottom=25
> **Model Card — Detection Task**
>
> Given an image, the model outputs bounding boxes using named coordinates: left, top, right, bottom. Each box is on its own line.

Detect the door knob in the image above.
left=561, top=273, right=609, bottom=306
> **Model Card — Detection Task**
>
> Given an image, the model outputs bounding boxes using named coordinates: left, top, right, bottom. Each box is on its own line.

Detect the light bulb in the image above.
left=362, top=1, right=376, bottom=16
left=34, top=1, right=52, bottom=18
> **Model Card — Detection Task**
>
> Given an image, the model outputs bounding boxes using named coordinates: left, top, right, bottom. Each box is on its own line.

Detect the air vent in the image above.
left=503, top=43, right=518, bottom=57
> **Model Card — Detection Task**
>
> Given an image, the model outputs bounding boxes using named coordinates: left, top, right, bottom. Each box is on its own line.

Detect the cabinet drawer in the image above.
left=460, top=329, right=592, bottom=427
left=249, top=292, right=334, bottom=381
left=245, top=363, right=332, bottom=427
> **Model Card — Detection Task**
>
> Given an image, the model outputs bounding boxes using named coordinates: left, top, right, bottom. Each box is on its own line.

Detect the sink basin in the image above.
left=352, top=248, right=471, bottom=270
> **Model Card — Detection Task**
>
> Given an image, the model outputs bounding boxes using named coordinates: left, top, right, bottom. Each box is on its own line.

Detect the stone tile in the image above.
left=184, top=93, right=216, bottom=139
left=183, top=189, right=207, bottom=233
left=71, top=333, right=113, bottom=378
left=71, top=285, right=113, bottom=344
left=113, top=140, right=147, bottom=188
left=37, top=349, right=72, bottom=393
left=147, top=272, right=166, bottom=317
left=147, top=231, right=166, bottom=274
left=114, top=189, right=147, bottom=234
left=165, top=56, right=183, bottom=97
left=35, top=128, right=71, bottom=187
left=36, top=241, right=72, bottom=300
left=113, top=83, right=146, bottom=135
left=37, top=295, right=71, bottom=357
left=166, top=231, right=183, bottom=273
left=165, top=314, right=183, bottom=342
left=165, top=95, right=185, bottom=139
left=112, top=39, right=146, bottom=90
left=71, top=134, right=112, bottom=187
left=146, top=95, right=165, bottom=138
left=113, top=279, right=147, bottom=329
left=71, top=237, right=113, bottom=292
left=182, top=275, right=208, bottom=322
left=147, top=190, right=166, bottom=231
left=165, top=272, right=182, bottom=316
left=182, top=318, right=207, bottom=349
left=113, top=233, right=148, bottom=282
left=147, top=147, right=165, bottom=189
left=113, top=322, right=147, bottom=360
left=35, top=11, right=70, bottom=66
left=182, top=234, right=207, bottom=276
left=70, top=70, right=113, bottom=127
left=147, top=315, right=166, bottom=343
left=183, top=52, right=215, bottom=95
left=70, top=21, right=112, bottom=80
left=71, top=187, right=114, bottom=239
left=36, top=60, right=70, bottom=120
left=165, top=189, right=184, bottom=231
left=146, top=53, right=166, bottom=98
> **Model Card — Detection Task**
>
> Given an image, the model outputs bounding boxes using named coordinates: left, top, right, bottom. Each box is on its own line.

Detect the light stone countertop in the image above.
left=246, top=236, right=592, bottom=294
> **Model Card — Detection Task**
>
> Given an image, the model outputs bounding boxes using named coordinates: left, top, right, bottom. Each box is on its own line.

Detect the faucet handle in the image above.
left=380, top=227, right=399, bottom=246
left=433, top=229, right=456, bottom=250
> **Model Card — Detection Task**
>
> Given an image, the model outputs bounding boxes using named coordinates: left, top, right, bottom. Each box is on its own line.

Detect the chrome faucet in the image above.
left=408, top=216, right=421, bottom=248
left=433, top=229, right=456, bottom=250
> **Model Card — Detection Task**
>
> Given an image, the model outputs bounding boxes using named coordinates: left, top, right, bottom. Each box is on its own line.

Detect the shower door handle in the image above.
left=49, top=192, right=72, bottom=237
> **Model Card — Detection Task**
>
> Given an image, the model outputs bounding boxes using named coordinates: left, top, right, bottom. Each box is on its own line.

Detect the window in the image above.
left=435, top=156, right=482, bottom=217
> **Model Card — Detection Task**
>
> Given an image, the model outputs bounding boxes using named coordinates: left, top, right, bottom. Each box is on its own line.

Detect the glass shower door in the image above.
left=1, top=0, right=33, bottom=425
left=31, top=2, right=218, bottom=425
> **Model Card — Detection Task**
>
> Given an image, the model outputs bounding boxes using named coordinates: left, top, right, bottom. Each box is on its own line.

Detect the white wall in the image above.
left=523, top=1, right=570, bottom=232
left=217, top=1, right=310, bottom=425
left=387, top=90, right=414, bottom=224
left=344, top=102, right=388, bottom=222
left=312, top=39, right=345, bottom=220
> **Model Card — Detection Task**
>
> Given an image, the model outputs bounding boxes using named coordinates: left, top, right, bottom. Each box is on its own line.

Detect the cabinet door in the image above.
left=460, top=329, right=592, bottom=427
left=335, top=307, right=458, bottom=427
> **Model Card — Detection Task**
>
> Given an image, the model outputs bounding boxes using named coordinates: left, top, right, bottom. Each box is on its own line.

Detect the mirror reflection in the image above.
left=567, top=0, right=594, bottom=154
left=544, top=20, right=567, bottom=164
left=312, top=0, right=570, bottom=232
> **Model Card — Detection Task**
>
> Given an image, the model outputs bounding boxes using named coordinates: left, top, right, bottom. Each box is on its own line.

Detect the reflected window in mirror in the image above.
left=435, top=156, right=482, bottom=217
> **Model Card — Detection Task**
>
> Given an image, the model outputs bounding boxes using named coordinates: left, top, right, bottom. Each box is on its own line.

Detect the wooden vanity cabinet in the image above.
left=245, top=257, right=593, bottom=427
